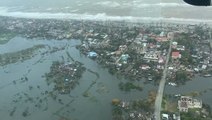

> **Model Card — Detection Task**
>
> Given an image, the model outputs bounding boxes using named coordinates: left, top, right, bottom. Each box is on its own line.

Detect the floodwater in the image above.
left=165, top=76, right=212, bottom=108
left=0, top=37, right=157, bottom=120
left=1, top=0, right=212, bottom=119
left=1, top=37, right=211, bottom=120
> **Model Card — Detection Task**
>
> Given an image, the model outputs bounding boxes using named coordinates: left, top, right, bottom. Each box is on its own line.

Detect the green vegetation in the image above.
left=118, top=82, right=143, bottom=92
left=180, top=103, right=212, bottom=120
left=181, top=109, right=205, bottom=120
left=112, top=107, right=123, bottom=116
left=159, top=41, right=170, bottom=50
left=111, top=91, right=156, bottom=119
left=132, top=99, right=152, bottom=112
left=194, top=25, right=210, bottom=39
left=0, top=45, right=45, bottom=66
left=0, top=32, right=16, bottom=44
left=151, top=70, right=163, bottom=82
left=124, top=90, right=156, bottom=111
left=147, top=37, right=157, bottom=44
left=186, top=91, right=201, bottom=97
left=108, top=66, right=117, bottom=75
left=175, top=70, right=189, bottom=84
left=180, top=50, right=193, bottom=66
left=44, top=61, right=86, bottom=94
left=174, top=33, right=196, bottom=65
left=175, top=33, right=195, bottom=50
left=128, top=91, right=156, bottom=112
left=112, top=107, right=124, bottom=120
left=162, top=94, right=178, bottom=113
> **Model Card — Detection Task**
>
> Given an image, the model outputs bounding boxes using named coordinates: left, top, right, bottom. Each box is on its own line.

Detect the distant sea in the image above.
left=1, top=0, right=212, bottom=23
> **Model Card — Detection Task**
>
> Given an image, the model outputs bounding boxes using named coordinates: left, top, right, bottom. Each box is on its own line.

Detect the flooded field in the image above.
left=1, top=36, right=212, bottom=120
left=165, top=76, right=212, bottom=108
left=0, top=37, right=157, bottom=120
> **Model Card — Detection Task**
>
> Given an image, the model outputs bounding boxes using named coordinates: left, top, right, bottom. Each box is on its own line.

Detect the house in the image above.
left=119, top=45, right=127, bottom=52
left=135, top=33, right=143, bottom=41
left=160, top=31, right=165, bottom=37
left=162, top=113, right=169, bottom=120
left=168, top=67, right=174, bottom=70
left=172, top=52, right=181, bottom=59
left=144, top=51, right=159, bottom=61
left=157, top=65, right=164, bottom=69
left=131, top=41, right=147, bottom=54
left=176, top=45, right=185, bottom=51
left=140, top=65, right=151, bottom=70
left=100, top=39, right=110, bottom=47
left=120, top=54, right=130, bottom=64
left=88, top=51, right=98, bottom=58
left=178, top=96, right=202, bottom=112
left=194, top=68, right=199, bottom=72
left=155, top=36, right=168, bottom=42
left=172, top=42, right=178, bottom=49
left=202, top=64, right=207, bottom=70
left=158, top=57, right=165, bottom=64
left=192, top=99, right=202, bottom=108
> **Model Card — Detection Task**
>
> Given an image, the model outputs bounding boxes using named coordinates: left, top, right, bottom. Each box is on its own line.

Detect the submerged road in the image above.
left=154, top=37, right=173, bottom=120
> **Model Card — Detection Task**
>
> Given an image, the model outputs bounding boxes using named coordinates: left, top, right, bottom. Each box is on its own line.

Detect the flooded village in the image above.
left=1, top=16, right=212, bottom=120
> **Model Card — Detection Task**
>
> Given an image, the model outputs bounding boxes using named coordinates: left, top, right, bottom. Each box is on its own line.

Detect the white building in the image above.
left=178, top=96, right=202, bottom=112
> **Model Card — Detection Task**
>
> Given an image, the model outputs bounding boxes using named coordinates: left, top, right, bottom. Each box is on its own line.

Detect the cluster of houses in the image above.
left=76, top=20, right=212, bottom=83
left=166, top=30, right=212, bottom=86
left=0, top=16, right=183, bottom=81
left=171, top=41, right=184, bottom=59
left=45, top=61, right=85, bottom=94
left=162, top=113, right=181, bottom=120
left=77, top=25, right=177, bottom=81
left=2, top=16, right=212, bottom=120
left=112, top=99, right=154, bottom=120
left=2, top=16, right=211, bottom=81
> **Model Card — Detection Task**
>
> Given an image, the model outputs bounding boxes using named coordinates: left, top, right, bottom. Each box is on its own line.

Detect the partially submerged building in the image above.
left=178, top=96, right=202, bottom=112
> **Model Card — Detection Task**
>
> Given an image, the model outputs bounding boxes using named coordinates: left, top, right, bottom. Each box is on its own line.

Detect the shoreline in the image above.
left=1, top=11, right=212, bottom=25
